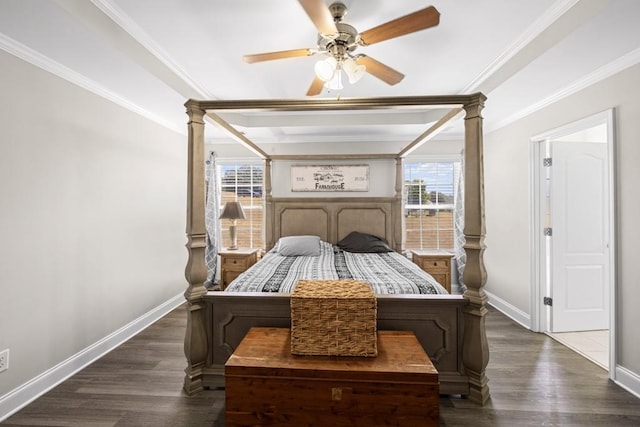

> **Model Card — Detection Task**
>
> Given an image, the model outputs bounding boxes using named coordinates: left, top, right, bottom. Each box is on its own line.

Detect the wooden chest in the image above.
left=225, top=327, right=439, bottom=427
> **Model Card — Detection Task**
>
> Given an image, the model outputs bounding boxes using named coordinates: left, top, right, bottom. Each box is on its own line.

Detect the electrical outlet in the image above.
left=0, top=349, right=9, bottom=373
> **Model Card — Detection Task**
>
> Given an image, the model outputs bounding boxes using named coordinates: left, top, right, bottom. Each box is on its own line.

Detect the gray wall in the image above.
left=484, top=64, right=640, bottom=376
left=271, top=159, right=396, bottom=198
left=0, top=50, right=187, bottom=397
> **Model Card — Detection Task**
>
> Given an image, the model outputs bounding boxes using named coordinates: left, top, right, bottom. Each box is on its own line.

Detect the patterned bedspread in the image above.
left=224, top=241, right=448, bottom=295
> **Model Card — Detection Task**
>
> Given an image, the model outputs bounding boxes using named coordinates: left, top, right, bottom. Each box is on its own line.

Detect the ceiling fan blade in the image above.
left=359, top=6, right=440, bottom=46
left=356, top=56, right=404, bottom=85
left=243, top=48, right=314, bottom=64
left=306, top=76, right=324, bottom=96
left=298, top=0, right=338, bottom=35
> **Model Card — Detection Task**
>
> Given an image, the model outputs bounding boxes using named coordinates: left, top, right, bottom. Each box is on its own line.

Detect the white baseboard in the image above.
left=0, top=293, right=185, bottom=422
left=614, top=365, right=640, bottom=400
left=484, top=289, right=531, bottom=329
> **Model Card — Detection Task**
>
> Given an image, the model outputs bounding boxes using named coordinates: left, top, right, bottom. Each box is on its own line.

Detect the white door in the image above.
left=550, top=141, right=609, bottom=333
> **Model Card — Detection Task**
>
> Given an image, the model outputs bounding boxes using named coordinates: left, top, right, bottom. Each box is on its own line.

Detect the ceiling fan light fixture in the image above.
left=343, top=57, right=366, bottom=83
left=314, top=57, right=337, bottom=81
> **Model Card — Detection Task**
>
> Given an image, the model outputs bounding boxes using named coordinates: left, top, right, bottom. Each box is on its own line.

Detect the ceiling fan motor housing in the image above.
left=317, top=22, right=358, bottom=60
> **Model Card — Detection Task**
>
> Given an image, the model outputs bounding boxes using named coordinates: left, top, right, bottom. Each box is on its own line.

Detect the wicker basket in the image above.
left=291, top=279, right=377, bottom=357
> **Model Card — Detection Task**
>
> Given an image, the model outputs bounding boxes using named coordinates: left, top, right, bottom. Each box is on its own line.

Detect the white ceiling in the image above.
left=1, top=0, right=638, bottom=152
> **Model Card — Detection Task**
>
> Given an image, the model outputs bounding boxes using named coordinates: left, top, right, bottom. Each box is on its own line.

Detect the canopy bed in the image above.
left=183, top=94, right=490, bottom=404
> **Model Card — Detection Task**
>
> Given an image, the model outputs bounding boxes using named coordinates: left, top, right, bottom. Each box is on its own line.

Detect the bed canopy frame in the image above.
left=183, top=94, right=490, bottom=404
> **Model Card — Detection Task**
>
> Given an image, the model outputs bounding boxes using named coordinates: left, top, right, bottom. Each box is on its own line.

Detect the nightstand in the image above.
left=219, top=248, right=259, bottom=291
left=411, top=250, right=454, bottom=293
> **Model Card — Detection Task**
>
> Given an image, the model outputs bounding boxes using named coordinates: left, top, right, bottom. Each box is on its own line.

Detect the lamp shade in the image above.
left=324, top=68, right=343, bottom=90
left=343, top=58, right=366, bottom=84
left=219, top=201, right=246, bottom=220
left=314, top=57, right=337, bottom=82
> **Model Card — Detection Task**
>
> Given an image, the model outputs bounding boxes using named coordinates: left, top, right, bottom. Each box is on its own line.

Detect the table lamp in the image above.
left=219, top=201, right=246, bottom=250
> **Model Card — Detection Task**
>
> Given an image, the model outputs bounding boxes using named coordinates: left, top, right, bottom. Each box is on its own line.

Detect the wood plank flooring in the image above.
left=3, top=304, right=639, bottom=426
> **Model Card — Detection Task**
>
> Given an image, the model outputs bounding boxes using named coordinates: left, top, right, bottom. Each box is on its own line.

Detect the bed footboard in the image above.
left=202, top=292, right=469, bottom=395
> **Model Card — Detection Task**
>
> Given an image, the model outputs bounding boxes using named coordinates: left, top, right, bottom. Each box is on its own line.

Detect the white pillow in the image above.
left=276, top=235, right=321, bottom=257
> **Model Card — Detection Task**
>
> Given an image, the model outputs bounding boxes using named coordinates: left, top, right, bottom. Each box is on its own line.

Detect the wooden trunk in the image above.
left=225, top=327, right=439, bottom=427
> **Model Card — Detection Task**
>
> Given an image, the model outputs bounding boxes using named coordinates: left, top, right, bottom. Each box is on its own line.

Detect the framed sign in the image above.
left=291, top=164, right=369, bottom=192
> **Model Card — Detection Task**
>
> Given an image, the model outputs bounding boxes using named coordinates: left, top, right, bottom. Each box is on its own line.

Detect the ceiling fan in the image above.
left=243, top=0, right=440, bottom=96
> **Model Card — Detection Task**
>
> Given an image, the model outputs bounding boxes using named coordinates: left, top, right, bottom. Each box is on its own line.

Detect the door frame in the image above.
left=529, top=109, right=616, bottom=378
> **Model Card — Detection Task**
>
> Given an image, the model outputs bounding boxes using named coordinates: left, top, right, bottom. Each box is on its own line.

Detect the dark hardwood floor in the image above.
left=3, top=304, right=639, bottom=426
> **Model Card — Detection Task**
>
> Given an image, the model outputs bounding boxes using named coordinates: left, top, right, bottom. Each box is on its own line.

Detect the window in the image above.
left=219, top=161, right=264, bottom=249
left=404, top=158, right=461, bottom=250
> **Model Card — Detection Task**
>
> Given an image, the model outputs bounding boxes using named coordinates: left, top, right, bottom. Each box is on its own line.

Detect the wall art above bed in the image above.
left=291, top=164, right=369, bottom=192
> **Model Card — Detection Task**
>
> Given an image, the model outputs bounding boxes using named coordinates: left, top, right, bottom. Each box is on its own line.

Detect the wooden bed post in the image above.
left=183, top=100, right=209, bottom=395
left=462, top=93, right=490, bottom=404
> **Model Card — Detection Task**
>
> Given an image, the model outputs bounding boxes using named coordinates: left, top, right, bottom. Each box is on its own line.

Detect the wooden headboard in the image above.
left=266, top=197, right=403, bottom=251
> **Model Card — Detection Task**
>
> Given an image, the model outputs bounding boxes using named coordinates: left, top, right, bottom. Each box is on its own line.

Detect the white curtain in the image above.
left=205, top=151, right=221, bottom=288
left=453, top=152, right=466, bottom=293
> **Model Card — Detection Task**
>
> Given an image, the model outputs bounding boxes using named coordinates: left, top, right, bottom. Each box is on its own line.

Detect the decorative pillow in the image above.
left=337, top=231, right=393, bottom=253
left=276, top=235, right=321, bottom=257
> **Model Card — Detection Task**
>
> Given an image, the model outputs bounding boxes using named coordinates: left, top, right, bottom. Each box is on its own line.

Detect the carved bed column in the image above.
left=183, top=100, right=208, bottom=395
left=264, top=158, right=274, bottom=250
left=462, top=93, right=490, bottom=404
left=393, top=156, right=406, bottom=252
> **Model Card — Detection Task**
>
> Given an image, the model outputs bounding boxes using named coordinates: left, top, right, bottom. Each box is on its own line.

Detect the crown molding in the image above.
left=0, top=32, right=184, bottom=135
left=462, top=0, right=580, bottom=93
left=90, top=0, right=211, bottom=99
left=490, top=47, right=640, bottom=132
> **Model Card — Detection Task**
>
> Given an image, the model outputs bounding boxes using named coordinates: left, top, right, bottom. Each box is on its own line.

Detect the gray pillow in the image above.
left=337, top=231, right=392, bottom=253
left=276, top=235, right=321, bottom=257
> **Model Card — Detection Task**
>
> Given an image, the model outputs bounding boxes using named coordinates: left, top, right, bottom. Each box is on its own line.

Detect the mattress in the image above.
left=224, top=241, right=448, bottom=295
